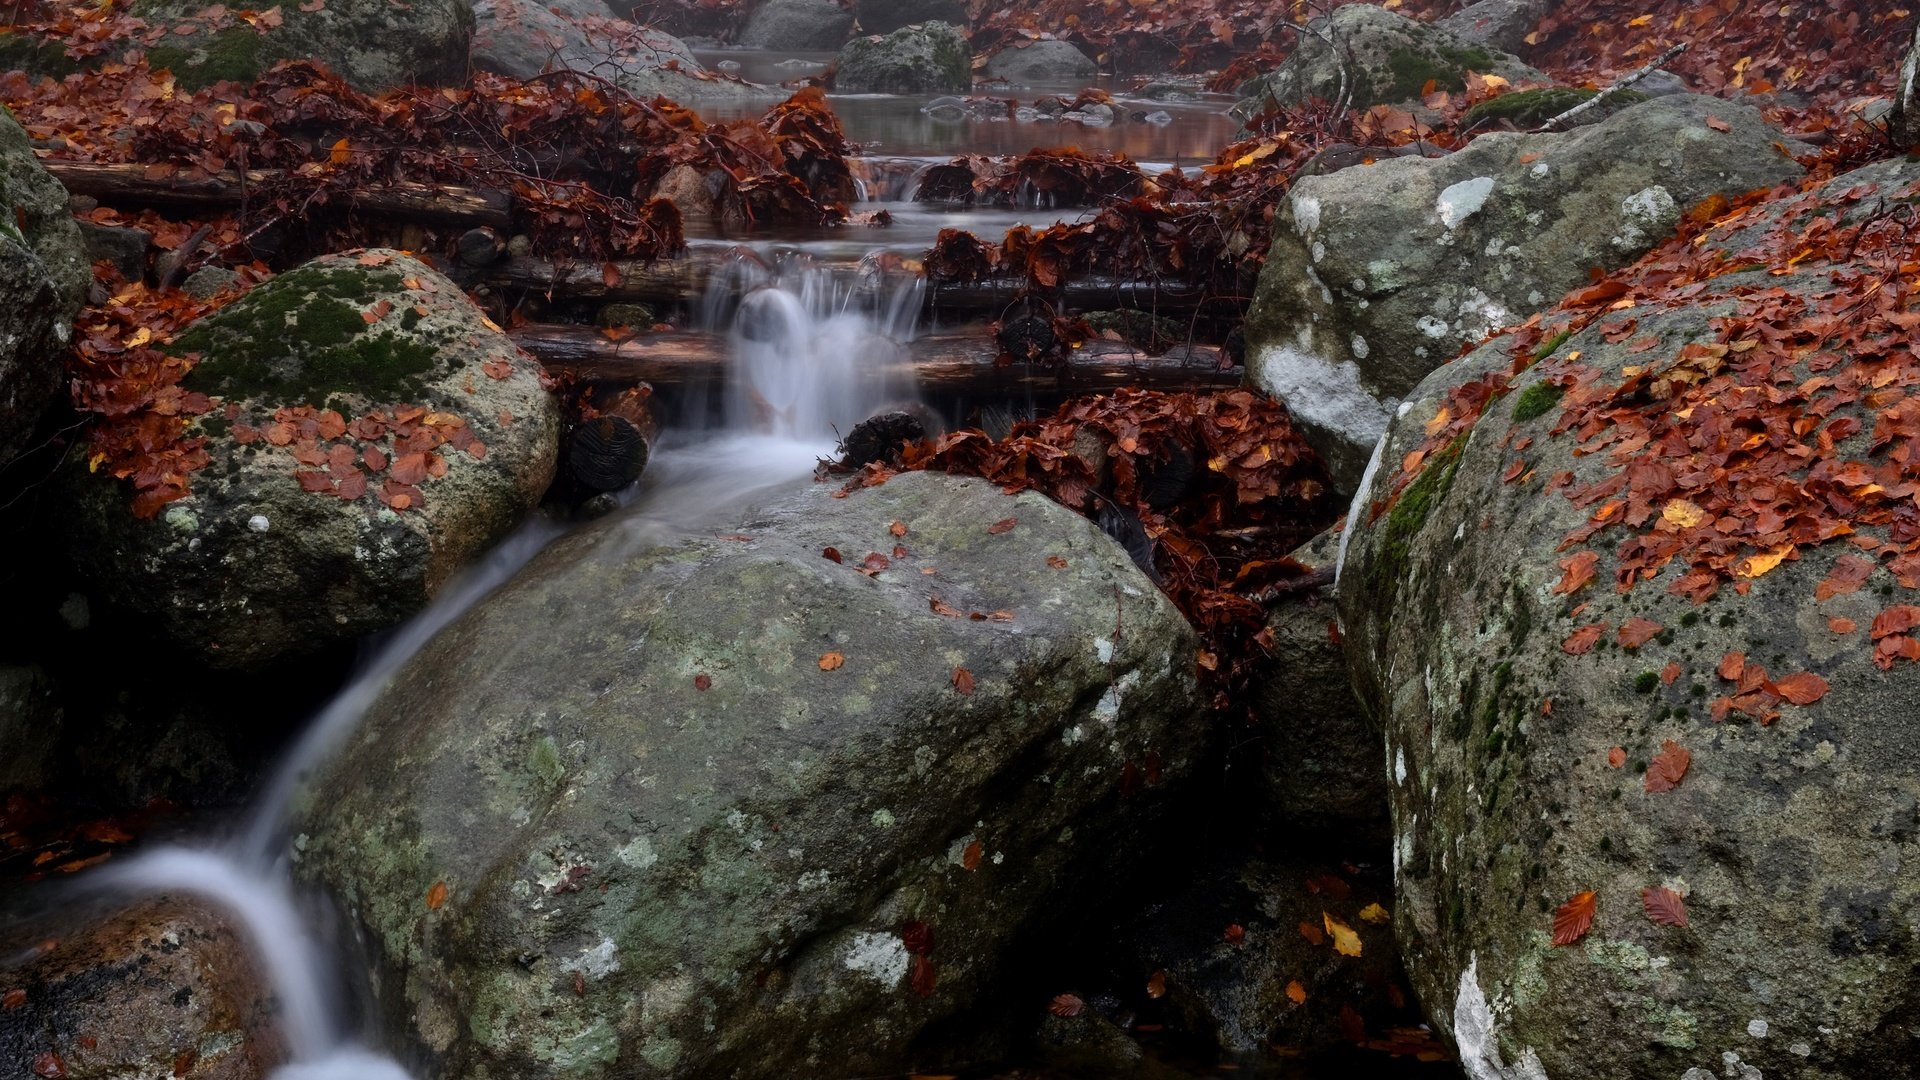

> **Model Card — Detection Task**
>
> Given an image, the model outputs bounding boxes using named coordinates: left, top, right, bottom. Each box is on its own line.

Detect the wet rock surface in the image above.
left=984, top=40, right=1098, bottom=84
left=1238, top=5, right=1542, bottom=112
left=293, top=470, right=1208, bottom=1079
left=834, top=21, right=972, bottom=94
left=130, top=0, right=472, bottom=91
left=737, top=0, right=855, bottom=50
left=0, top=108, right=87, bottom=466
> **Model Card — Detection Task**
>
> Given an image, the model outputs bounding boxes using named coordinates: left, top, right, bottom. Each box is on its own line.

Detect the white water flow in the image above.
left=76, top=250, right=922, bottom=1079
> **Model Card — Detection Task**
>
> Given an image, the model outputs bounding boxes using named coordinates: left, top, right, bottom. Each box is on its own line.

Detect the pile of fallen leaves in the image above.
left=2, top=43, right=859, bottom=264
left=861, top=388, right=1339, bottom=708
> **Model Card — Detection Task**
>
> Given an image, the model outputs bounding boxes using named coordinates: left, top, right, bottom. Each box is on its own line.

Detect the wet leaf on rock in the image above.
left=818, top=652, right=845, bottom=671
left=1049, top=993, right=1085, bottom=1017
left=1644, top=741, right=1692, bottom=793
left=1551, top=890, right=1597, bottom=946
left=1641, top=886, right=1689, bottom=928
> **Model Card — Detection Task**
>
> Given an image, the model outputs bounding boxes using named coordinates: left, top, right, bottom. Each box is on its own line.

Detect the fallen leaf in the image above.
left=962, top=839, right=983, bottom=870
left=822, top=547, right=843, bottom=563
left=2, top=988, right=24, bottom=1010
left=1562, top=624, right=1607, bottom=654
left=1146, top=970, right=1166, bottom=999
left=1641, top=885, right=1688, bottom=928
left=1551, top=890, right=1597, bottom=946
left=1286, top=980, right=1308, bottom=1004
left=987, top=517, right=1018, bottom=535
left=1617, top=618, right=1663, bottom=649
left=1607, top=746, right=1627, bottom=768
left=1298, top=921, right=1325, bottom=945
left=911, top=954, right=937, bottom=997
left=1773, top=672, right=1828, bottom=705
left=1358, top=902, right=1390, bottom=924
left=1049, top=993, right=1085, bottom=1017
left=694, top=674, right=712, bottom=691
left=426, top=881, right=448, bottom=910
left=890, top=520, right=908, bottom=537
left=952, top=667, right=975, bottom=695
left=1705, top=114, right=1733, bottom=132
left=1662, top=499, right=1707, bottom=528
left=1645, top=740, right=1692, bottom=793
left=1324, top=913, right=1362, bottom=957
left=1717, top=651, right=1746, bottom=681
left=1224, top=923, right=1247, bottom=946
left=818, top=652, right=845, bottom=671
left=1047, top=555, right=1068, bottom=569
left=1829, top=617, right=1858, bottom=634
left=1553, top=550, right=1600, bottom=594
left=1661, top=661, right=1682, bottom=685
left=32, top=1052, right=65, bottom=1079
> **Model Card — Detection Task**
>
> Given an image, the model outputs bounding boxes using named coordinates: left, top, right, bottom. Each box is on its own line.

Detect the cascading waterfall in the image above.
left=69, top=245, right=923, bottom=1079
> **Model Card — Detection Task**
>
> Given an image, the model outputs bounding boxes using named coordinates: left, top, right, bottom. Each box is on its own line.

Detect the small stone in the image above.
left=595, top=302, right=657, bottom=329
left=247, top=514, right=270, bottom=532
left=182, top=265, right=242, bottom=299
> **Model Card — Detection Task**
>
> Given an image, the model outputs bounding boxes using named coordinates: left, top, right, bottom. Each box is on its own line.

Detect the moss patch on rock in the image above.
left=1463, top=86, right=1650, bottom=129
left=1510, top=381, right=1564, bottom=423
left=145, top=25, right=270, bottom=87
left=178, top=262, right=447, bottom=405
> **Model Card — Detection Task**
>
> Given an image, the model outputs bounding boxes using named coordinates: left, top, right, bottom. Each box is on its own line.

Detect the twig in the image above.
left=1244, top=565, right=1336, bottom=606
left=1535, top=41, right=1690, bottom=132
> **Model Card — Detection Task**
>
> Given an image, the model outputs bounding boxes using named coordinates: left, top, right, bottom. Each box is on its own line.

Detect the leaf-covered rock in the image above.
left=833, top=21, right=970, bottom=94
left=1246, top=95, right=1807, bottom=489
left=292, top=471, right=1206, bottom=1080
left=1238, top=4, right=1543, bottom=112
left=131, top=0, right=473, bottom=92
left=1338, top=157, right=1920, bottom=1079
left=0, top=106, right=87, bottom=466
left=737, top=0, right=855, bottom=50
left=64, top=250, right=559, bottom=670
left=0, top=897, right=285, bottom=1078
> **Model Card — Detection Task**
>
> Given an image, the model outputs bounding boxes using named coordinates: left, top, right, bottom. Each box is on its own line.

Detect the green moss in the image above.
left=1634, top=671, right=1659, bottom=694
left=1511, top=381, right=1565, bottom=423
left=146, top=25, right=271, bottom=89
left=1372, top=437, right=1464, bottom=607
left=1530, top=328, right=1574, bottom=365
left=1462, top=86, right=1649, bottom=129
left=1384, top=47, right=1469, bottom=102
left=178, top=261, right=443, bottom=406
left=0, top=29, right=81, bottom=79
left=1680, top=611, right=1700, bottom=628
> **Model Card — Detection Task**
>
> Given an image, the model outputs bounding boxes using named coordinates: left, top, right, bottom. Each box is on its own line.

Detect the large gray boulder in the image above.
left=0, top=108, right=87, bottom=466
left=1339, top=157, right=1920, bottom=1079
left=0, top=898, right=285, bottom=1079
left=1239, top=4, right=1543, bottom=113
left=65, top=250, right=559, bottom=670
left=1247, top=95, right=1807, bottom=490
left=1436, top=0, right=1548, bottom=54
left=854, top=0, right=966, bottom=35
left=738, top=0, right=855, bottom=50
left=1895, top=20, right=1920, bottom=149
left=292, top=470, right=1207, bottom=1079
left=834, top=21, right=971, bottom=94
left=132, top=0, right=472, bottom=91
left=983, top=39, right=1097, bottom=84
left=472, top=0, right=760, bottom=103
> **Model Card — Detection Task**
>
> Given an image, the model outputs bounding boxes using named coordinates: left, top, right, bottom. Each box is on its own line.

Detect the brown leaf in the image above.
left=1660, top=661, right=1682, bottom=685
left=1816, top=555, right=1874, bottom=601
left=1049, top=993, right=1085, bottom=1017
left=1641, top=886, right=1688, bottom=928
left=1705, top=114, right=1732, bottom=132
left=1223, top=923, right=1246, bottom=946
left=1607, top=746, right=1627, bottom=768
left=2, top=988, right=24, bottom=1010
left=1617, top=617, right=1663, bottom=649
left=987, top=517, right=1017, bottom=535
left=1046, top=555, right=1068, bottom=569
left=1298, top=920, right=1326, bottom=946
left=952, top=667, right=975, bottom=695
left=962, top=839, right=983, bottom=870
left=910, top=954, right=937, bottom=997
left=1551, top=890, right=1597, bottom=946
left=426, top=881, right=448, bottom=910
left=890, top=520, right=908, bottom=537
left=1285, top=980, right=1308, bottom=1004
left=1562, top=624, right=1607, bottom=655
left=1773, top=672, right=1828, bottom=705
left=930, top=596, right=965, bottom=618
left=822, top=547, right=843, bottom=563
left=694, top=674, right=712, bottom=691
left=818, top=652, right=845, bottom=671
left=1146, top=971, right=1166, bottom=999
left=1553, top=550, right=1599, bottom=594
left=1872, top=605, right=1920, bottom=640
left=1644, top=740, right=1691, bottom=793
left=1717, top=651, right=1747, bottom=681
left=1829, top=616, right=1858, bottom=634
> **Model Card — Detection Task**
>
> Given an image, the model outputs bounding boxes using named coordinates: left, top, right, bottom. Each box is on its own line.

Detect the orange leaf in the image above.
left=1828, top=617, right=1857, bottom=634
left=1552, top=551, right=1599, bottom=595
left=962, top=839, right=983, bottom=870
left=1551, top=890, right=1597, bottom=946
left=1562, top=624, right=1606, bottom=655
left=1617, top=618, right=1663, bottom=649
left=952, top=667, right=975, bottom=695
left=1046, top=555, right=1068, bottom=569
left=1705, top=114, right=1732, bottom=132
left=1146, top=971, right=1167, bottom=999
left=1049, top=993, right=1085, bottom=1017
left=426, top=881, right=448, bottom=910
left=890, top=520, right=908, bottom=537
left=1717, top=651, right=1746, bottom=681
left=1644, top=740, right=1691, bottom=793
left=1285, top=980, right=1308, bottom=1004
left=1773, top=672, right=1828, bottom=705
left=1224, top=923, right=1246, bottom=946
left=1660, top=661, right=1681, bottom=685
left=1641, top=886, right=1688, bottom=928
left=1607, top=746, right=1626, bottom=768
left=329, top=137, right=350, bottom=166
left=1297, top=921, right=1325, bottom=946
left=818, top=652, right=845, bottom=671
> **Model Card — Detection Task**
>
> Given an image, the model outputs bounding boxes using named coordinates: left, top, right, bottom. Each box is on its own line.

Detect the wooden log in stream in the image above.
left=508, top=324, right=1243, bottom=394
left=43, top=161, right=515, bottom=229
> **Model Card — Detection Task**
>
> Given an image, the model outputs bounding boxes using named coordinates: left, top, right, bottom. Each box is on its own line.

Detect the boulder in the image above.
left=0, top=897, right=285, bottom=1079
left=64, top=250, right=559, bottom=670
left=1338, top=157, right=1920, bottom=1078
left=1239, top=4, right=1543, bottom=113
left=78, top=222, right=150, bottom=282
left=854, top=0, right=966, bottom=35
left=1435, top=0, right=1548, bottom=54
left=834, top=21, right=971, bottom=94
left=1246, top=95, right=1807, bottom=490
left=983, top=39, right=1098, bottom=84
left=132, top=0, right=472, bottom=91
left=1895, top=20, right=1920, bottom=149
left=1121, top=851, right=1417, bottom=1058
left=472, top=0, right=757, bottom=103
left=0, top=107, right=88, bottom=466
left=292, top=470, right=1207, bottom=1080
left=1254, top=528, right=1387, bottom=840
left=738, top=0, right=855, bottom=50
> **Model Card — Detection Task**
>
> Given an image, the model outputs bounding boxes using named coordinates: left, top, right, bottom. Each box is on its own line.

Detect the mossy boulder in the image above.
left=1461, top=86, right=1650, bottom=130
left=1237, top=4, right=1543, bottom=113
left=131, top=0, right=472, bottom=91
left=1338, top=157, right=1920, bottom=1078
left=983, top=39, right=1097, bottom=85
left=0, top=106, right=88, bottom=466
left=64, top=250, right=559, bottom=670
left=1245, top=95, right=1807, bottom=491
left=292, top=470, right=1207, bottom=1080
left=0, top=897, right=286, bottom=1079
left=833, top=21, right=970, bottom=94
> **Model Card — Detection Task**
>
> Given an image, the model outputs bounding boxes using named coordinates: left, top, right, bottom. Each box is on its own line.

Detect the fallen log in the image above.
left=508, top=324, right=1243, bottom=393
left=41, top=161, right=515, bottom=229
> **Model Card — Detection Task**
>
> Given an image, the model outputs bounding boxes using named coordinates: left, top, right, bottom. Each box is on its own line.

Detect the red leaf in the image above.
left=32, top=1052, right=65, bottom=1079
left=1641, top=886, right=1688, bottom=928
left=1816, top=555, right=1874, bottom=601
left=822, top=547, right=843, bottom=563
left=1, top=988, right=24, bottom=1010
left=1644, top=740, right=1692, bottom=793
left=1872, top=605, right=1920, bottom=640
left=1617, top=618, right=1663, bottom=649
left=962, top=839, right=983, bottom=870
left=1046, top=555, right=1068, bottom=569
left=1562, top=624, right=1606, bottom=655
left=952, top=667, right=975, bottom=695
left=1223, top=923, right=1246, bottom=946
left=1717, top=651, right=1746, bottom=681
left=910, top=954, right=937, bottom=997
left=426, top=881, right=448, bottom=910
left=1773, top=672, right=1828, bottom=705
left=987, top=517, right=1017, bottom=535
left=1049, top=993, right=1085, bottom=1017
left=1551, top=891, right=1597, bottom=946
left=694, top=674, right=712, bottom=691
left=1660, top=661, right=1682, bottom=685
left=1607, top=747, right=1627, bottom=768
left=1553, top=551, right=1599, bottom=595
left=295, top=470, right=334, bottom=493
left=890, top=520, right=908, bottom=537
left=1705, top=114, right=1732, bottom=132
